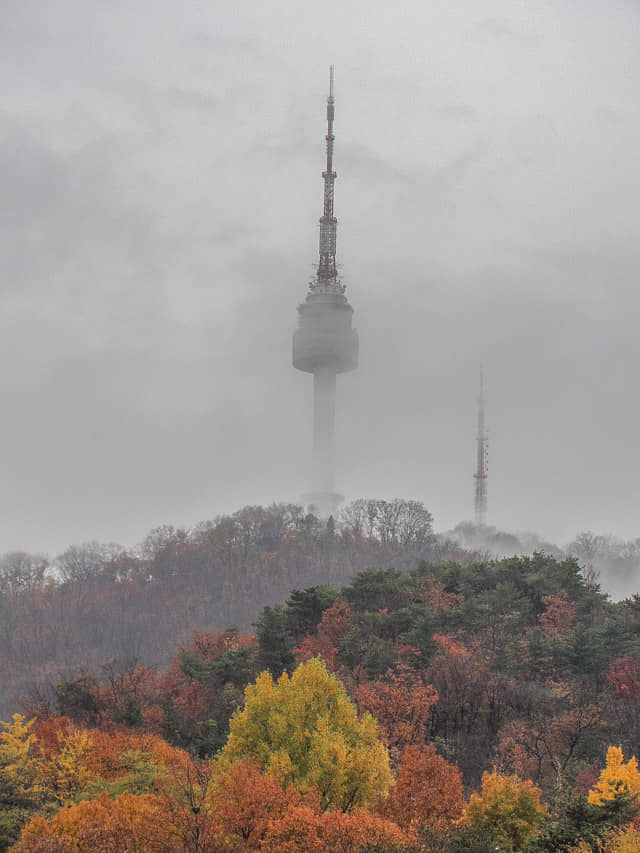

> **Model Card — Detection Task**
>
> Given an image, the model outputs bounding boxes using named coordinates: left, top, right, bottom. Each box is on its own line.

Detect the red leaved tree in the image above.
left=354, top=664, right=438, bottom=754
left=294, top=599, right=351, bottom=672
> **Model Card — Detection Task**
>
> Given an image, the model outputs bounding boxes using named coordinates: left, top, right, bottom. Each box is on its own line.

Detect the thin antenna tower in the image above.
left=473, top=368, right=488, bottom=526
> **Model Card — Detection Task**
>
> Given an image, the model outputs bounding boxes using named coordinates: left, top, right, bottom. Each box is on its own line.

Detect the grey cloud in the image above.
left=472, top=15, right=541, bottom=41
left=432, top=103, right=478, bottom=122
left=473, top=17, right=517, bottom=38
left=0, top=0, right=639, bottom=574
left=340, top=141, right=411, bottom=183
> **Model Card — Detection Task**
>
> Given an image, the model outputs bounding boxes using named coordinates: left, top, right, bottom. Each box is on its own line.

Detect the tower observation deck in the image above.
left=292, top=67, right=359, bottom=518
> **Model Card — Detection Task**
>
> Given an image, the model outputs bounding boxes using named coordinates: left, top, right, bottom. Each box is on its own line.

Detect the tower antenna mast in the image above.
left=316, top=64, right=339, bottom=287
left=473, top=367, right=488, bottom=526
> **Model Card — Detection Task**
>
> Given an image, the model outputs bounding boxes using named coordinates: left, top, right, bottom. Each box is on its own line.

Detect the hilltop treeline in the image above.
left=450, top=522, right=640, bottom=601
left=0, top=500, right=448, bottom=716
left=2, top=499, right=639, bottom=720
left=3, top=549, right=640, bottom=850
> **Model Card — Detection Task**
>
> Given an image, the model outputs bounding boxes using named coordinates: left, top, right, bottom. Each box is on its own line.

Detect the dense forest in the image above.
left=2, top=501, right=640, bottom=850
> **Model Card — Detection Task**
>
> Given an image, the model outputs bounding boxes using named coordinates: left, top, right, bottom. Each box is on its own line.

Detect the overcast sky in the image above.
left=1, top=0, right=639, bottom=555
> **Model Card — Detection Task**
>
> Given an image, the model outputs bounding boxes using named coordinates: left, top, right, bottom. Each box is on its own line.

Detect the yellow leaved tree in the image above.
left=40, top=728, right=94, bottom=806
left=220, top=657, right=391, bottom=812
left=465, top=771, right=547, bottom=852
left=0, top=714, right=45, bottom=851
left=603, top=825, right=640, bottom=852
left=589, top=746, right=640, bottom=805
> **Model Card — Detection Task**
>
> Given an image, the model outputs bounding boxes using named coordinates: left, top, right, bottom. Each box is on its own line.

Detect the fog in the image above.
left=1, top=1, right=639, bottom=563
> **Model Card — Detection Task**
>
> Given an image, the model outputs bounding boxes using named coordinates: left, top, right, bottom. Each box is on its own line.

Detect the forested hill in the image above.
left=0, top=499, right=441, bottom=716
left=0, top=498, right=637, bottom=723
left=4, top=539, right=640, bottom=850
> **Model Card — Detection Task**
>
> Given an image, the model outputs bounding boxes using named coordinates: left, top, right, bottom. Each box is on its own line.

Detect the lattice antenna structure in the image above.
left=473, top=368, right=488, bottom=526
left=292, top=68, right=359, bottom=519
left=314, top=65, right=342, bottom=291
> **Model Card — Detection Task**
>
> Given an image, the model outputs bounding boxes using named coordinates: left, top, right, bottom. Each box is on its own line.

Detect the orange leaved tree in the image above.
left=377, top=744, right=464, bottom=831
left=354, top=665, right=437, bottom=752
left=205, top=759, right=301, bottom=849
left=13, top=791, right=177, bottom=852
left=261, top=805, right=407, bottom=853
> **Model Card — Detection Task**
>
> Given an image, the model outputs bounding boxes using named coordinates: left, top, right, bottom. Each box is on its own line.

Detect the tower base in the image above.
left=303, top=491, right=343, bottom=520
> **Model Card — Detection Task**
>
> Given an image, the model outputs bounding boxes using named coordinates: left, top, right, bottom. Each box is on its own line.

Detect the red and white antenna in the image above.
left=316, top=65, right=340, bottom=288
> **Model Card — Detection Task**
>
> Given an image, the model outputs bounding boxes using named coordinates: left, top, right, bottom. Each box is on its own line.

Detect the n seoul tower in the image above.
left=292, top=68, right=358, bottom=518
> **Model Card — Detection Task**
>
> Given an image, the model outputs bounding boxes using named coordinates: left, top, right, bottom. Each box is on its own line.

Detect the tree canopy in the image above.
left=221, top=658, right=391, bottom=811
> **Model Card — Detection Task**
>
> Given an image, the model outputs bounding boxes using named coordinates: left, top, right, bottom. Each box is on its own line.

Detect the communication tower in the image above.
left=292, top=68, right=359, bottom=518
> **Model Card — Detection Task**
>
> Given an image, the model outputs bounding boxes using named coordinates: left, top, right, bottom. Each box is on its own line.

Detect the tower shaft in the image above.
left=311, top=366, right=337, bottom=514
left=473, top=369, right=488, bottom=526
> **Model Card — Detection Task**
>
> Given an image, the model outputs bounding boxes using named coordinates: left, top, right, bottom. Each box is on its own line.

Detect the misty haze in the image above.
left=2, top=2, right=640, bottom=851
left=2, top=1, right=639, bottom=562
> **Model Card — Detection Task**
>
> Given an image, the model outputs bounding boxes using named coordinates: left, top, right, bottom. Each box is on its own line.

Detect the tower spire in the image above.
left=315, top=65, right=342, bottom=290
left=474, top=367, right=488, bottom=526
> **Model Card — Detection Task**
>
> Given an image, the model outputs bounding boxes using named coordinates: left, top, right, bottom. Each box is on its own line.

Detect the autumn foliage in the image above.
left=354, top=665, right=438, bottom=753
left=3, top=533, right=640, bottom=851
left=465, top=772, right=548, bottom=851
left=377, top=744, right=464, bottom=831
left=205, top=760, right=301, bottom=848
left=2, top=679, right=406, bottom=853
left=13, top=791, right=174, bottom=853
left=259, top=805, right=407, bottom=853
left=294, top=598, right=352, bottom=672
left=604, top=825, right=640, bottom=852
left=221, top=658, right=392, bottom=811
left=588, top=746, right=640, bottom=805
